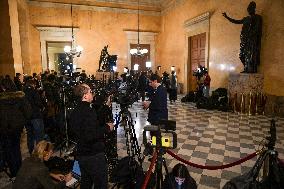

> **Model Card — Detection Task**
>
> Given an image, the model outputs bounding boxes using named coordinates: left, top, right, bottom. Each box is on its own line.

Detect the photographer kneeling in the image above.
left=13, top=140, right=72, bottom=189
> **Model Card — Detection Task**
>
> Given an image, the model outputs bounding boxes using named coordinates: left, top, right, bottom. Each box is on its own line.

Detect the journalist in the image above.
left=69, top=84, right=113, bottom=189
left=0, top=77, right=32, bottom=178
left=143, top=74, right=168, bottom=125
left=13, top=140, right=72, bottom=189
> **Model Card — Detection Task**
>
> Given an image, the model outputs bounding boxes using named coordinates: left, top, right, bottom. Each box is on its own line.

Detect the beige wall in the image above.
left=28, top=5, right=160, bottom=75
left=8, top=0, right=283, bottom=96
left=157, top=0, right=284, bottom=96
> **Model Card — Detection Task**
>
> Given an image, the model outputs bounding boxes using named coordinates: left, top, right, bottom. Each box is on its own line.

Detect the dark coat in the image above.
left=138, top=74, right=147, bottom=92
left=148, top=85, right=168, bottom=124
left=24, top=86, right=44, bottom=119
left=69, top=101, right=107, bottom=156
left=12, top=157, right=66, bottom=189
left=0, top=91, right=32, bottom=134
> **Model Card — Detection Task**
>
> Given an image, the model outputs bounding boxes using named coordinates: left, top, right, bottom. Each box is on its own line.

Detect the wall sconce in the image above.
left=124, top=67, right=129, bottom=73
left=134, top=64, right=139, bottom=71
left=171, top=66, right=175, bottom=71
left=157, top=66, right=161, bottom=70
left=146, top=61, right=152, bottom=68
left=113, top=66, right=117, bottom=72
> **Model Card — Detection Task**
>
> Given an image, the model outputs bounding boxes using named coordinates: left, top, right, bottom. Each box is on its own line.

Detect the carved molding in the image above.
left=36, top=26, right=80, bottom=71
left=28, top=1, right=161, bottom=16
left=184, top=12, right=210, bottom=28
left=36, top=26, right=79, bottom=33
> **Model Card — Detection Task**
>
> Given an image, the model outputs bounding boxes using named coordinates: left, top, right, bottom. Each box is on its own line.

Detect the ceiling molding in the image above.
left=28, top=0, right=161, bottom=16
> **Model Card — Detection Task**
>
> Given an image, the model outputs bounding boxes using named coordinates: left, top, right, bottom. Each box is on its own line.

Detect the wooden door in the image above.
left=130, top=44, right=150, bottom=72
left=188, top=33, right=206, bottom=92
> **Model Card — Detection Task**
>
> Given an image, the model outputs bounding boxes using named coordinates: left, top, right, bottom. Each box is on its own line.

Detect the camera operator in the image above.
left=69, top=84, right=114, bottom=189
left=203, top=71, right=211, bottom=98
left=143, top=74, right=168, bottom=125
left=23, top=79, right=45, bottom=154
left=138, top=71, right=147, bottom=101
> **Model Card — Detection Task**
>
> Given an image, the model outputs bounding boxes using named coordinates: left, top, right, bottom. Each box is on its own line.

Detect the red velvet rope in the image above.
left=166, top=150, right=258, bottom=170
left=141, top=150, right=157, bottom=189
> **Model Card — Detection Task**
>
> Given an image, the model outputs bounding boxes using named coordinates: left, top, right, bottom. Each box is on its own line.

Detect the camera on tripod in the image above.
left=143, top=120, right=177, bottom=150
left=193, top=65, right=207, bottom=78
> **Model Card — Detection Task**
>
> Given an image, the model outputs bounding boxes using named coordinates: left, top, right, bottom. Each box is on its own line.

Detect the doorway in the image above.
left=130, top=44, right=150, bottom=72
left=188, top=32, right=206, bottom=91
left=46, top=41, right=71, bottom=73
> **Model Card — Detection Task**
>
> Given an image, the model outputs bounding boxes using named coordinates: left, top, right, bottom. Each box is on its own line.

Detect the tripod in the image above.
left=111, top=103, right=143, bottom=188
left=58, top=85, right=77, bottom=156
left=115, top=104, right=143, bottom=163
left=152, top=126, right=174, bottom=189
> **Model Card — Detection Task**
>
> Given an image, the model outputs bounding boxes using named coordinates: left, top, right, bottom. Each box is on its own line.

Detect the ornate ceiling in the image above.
left=27, top=0, right=176, bottom=12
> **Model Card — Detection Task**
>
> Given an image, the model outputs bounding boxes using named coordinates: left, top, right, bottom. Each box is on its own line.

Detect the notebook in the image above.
left=66, top=177, right=78, bottom=187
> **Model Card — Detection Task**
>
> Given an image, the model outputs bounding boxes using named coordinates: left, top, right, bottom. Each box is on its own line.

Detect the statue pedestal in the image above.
left=95, top=71, right=116, bottom=83
left=228, top=73, right=265, bottom=115
left=228, top=73, right=264, bottom=95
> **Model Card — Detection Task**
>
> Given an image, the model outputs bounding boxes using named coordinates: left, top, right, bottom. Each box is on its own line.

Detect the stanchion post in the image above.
left=240, top=93, right=244, bottom=114
left=249, top=91, right=252, bottom=116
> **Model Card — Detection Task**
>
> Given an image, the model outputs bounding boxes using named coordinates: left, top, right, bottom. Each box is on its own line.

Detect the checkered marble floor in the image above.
left=1, top=95, right=283, bottom=189
left=113, top=96, right=284, bottom=189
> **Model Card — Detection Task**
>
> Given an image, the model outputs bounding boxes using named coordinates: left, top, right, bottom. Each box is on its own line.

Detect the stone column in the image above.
left=0, top=0, right=23, bottom=77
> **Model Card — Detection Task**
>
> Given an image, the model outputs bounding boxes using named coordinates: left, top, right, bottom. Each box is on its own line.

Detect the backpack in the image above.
left=111, top=157, right=147, bottom=189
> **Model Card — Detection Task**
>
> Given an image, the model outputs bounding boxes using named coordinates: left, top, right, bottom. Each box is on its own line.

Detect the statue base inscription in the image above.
left=228, top=73, right=264, bottom=95
left=95, top=71, right=116, bottom=83
left=228, top=73, right=265, bottom=115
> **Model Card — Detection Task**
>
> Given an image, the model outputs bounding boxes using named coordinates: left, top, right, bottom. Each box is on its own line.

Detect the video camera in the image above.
left=143, top=120, right=177, bottom=150
left=112, top=76, right=139, bottom=109
left=193, top=65, right=207, bottom=78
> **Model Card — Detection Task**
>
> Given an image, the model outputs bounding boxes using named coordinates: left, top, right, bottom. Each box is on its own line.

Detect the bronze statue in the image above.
left=223, top=1, right=262, bottom=73
left=98, top=45, right=109, bottom=71
left=98, top=45, right=117, bottom=72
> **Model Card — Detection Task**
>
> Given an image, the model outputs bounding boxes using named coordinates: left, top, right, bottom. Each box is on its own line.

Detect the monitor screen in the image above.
left=72, top=160, right=81, bottom=176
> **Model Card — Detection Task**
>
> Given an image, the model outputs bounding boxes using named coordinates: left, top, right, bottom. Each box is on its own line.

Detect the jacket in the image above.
left=148, top=85, right=168, bottom=125
left=13, top=157, right=66, bottom=189
left=69, top=101, right=107, bottom=156
left=24, top=86, right=44, bottom=119
left=0, top=91, right=32, bottom=134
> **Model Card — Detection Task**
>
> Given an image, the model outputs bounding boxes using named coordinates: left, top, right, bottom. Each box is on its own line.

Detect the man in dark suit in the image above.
left=143, top=74, right=168, bottom=125
left=69, top=84, right=113, bottom=189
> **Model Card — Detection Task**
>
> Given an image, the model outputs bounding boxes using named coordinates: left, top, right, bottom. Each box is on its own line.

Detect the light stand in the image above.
left=59, top=85, right=77, bottom=156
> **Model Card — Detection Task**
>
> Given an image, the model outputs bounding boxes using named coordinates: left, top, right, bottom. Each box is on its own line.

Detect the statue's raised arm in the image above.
left=222, top=12, right=244, bottom=24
